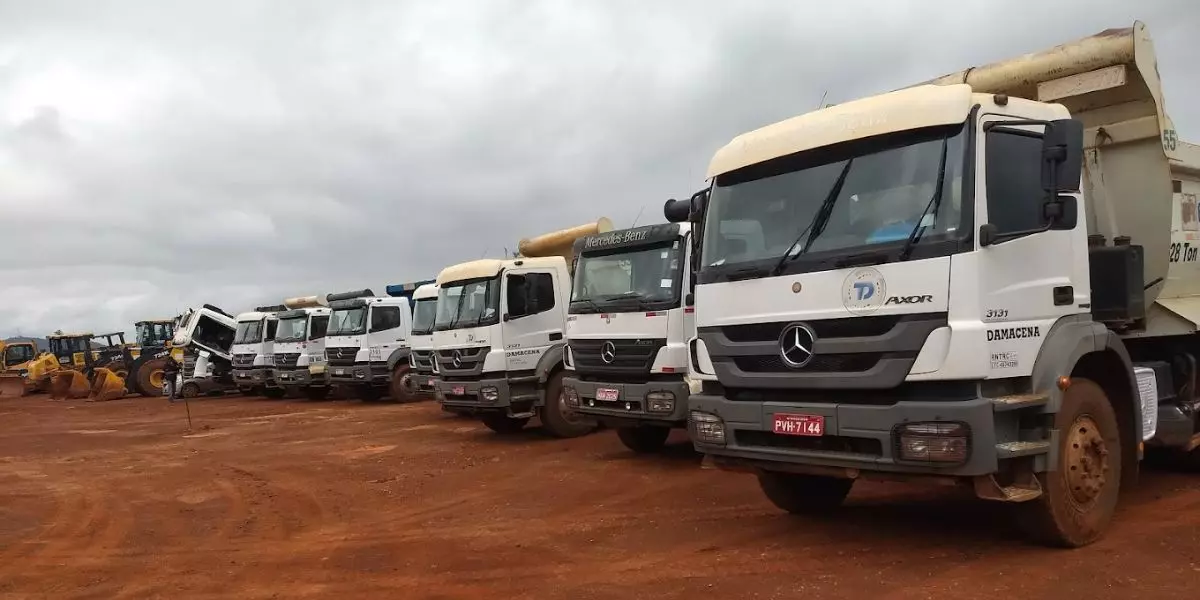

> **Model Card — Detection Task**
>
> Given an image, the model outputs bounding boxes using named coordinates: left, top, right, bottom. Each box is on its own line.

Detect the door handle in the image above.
left=549, top=332, right=563, bottom=341
left=1053, top=286, right=1073, bottom=306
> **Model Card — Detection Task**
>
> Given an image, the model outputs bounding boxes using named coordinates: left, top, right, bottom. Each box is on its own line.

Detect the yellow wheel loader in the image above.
left=0, top=339, right=40, bottom=397
left=41, top=332, right=130, bottom=401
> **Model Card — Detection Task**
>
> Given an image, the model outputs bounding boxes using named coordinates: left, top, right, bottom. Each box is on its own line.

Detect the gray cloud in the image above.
left=1, top=0, right=1197, bottom=336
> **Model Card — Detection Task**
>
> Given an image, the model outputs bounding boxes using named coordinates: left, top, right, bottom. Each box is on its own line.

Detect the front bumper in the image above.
left=408, top=370, right=439, bottom=395
left=435, top=377, right=516, bottom=413
left=327, top=362, right=389, bottom=385
left=564, top=376, right=690, bottom=428
left=689, top=393, right=999, bottom=477
left=275, top=368, right=328, bottom=388
left=233, top=368, right=275, bottom=387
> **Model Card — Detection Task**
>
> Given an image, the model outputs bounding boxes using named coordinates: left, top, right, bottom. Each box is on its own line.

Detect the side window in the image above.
left=310, top=316, right=329, bottom=340
left=506, top=272, right=556, bottom=319
left=986, top=128, right=1046, bottom=234
left=371, top=306, right=401, bottom=332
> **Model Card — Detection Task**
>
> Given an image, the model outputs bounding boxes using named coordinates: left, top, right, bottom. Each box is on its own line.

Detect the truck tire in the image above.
left=757, top=472, right=853, bottom=514
left=539, top=371, right=596, bottom=439
left=263, top=387, right=286, bottom=400
left=388, top=363, right=416, bottom=403
left=180, top=382, right=201, bottom=399
left=616, top=425, right=671, bottom=453
left=482, top=413, right=530, bottom=434
left=1015, top=378, right=1121, bottom=548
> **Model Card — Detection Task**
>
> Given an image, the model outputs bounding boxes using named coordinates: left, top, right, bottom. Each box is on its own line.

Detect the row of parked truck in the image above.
left=9, top=22, right=1198, bottom=548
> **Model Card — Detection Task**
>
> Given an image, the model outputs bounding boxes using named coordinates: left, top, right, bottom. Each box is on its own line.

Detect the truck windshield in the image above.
left=571, top=240, right=684, bottom=313
left=411, top=298, right=438, bottom=336
left=275, top=316, right=308, bottom=342
left=234, top=321, right=263, bottom=344
left=435, top=277, right=500, bottom=331
left=700, top=123, right=967, bottom=280
left=328, top=307, right=367, bottom=336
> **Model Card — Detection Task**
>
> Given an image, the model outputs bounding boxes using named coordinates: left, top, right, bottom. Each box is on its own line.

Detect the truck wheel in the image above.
left=617, top=426, right=671, bottom=453
left=359, top=385, right=384, bottom=402
left=180, top=382, right=201, bottom=399
left=482, top=413, right=530, bottom=434
left=388, top=363, right=416, bottom=402
left=1015, top=378, right=1121, bottom=548
left=305, top=387, right=331, bottom=400
left=757, top=472, right=853, bottom=514
left=263, top=387, right=286, bottom=400
left=539, top=371, right=596, bottom=438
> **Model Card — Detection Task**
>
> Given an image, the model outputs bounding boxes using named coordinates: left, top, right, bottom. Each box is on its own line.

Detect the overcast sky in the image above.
left=1, top=0, right=1197, bottom=337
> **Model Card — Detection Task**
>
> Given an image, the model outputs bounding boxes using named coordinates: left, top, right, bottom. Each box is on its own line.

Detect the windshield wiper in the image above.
left=574, top=297, right=604, bottom=313
left=899, top=139, right=950, bottom=261
left=447, top=294, right=468, bottom=330
left=771, top=158, right=855, bottom=276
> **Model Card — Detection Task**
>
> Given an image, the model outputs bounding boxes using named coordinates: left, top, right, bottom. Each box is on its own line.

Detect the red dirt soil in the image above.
left=1, top=394, right=1198, bottom=599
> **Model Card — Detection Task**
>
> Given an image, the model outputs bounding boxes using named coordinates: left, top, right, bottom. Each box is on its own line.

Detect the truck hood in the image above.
left=231, top=342, right=270, bottom=355
left=411, top=334, right=434, bottom=352
left=696, top=257, right=951, bottom=326
left=567, top=310, right=670, bottom=341
left=432, top=326, right=494, bottom=350
left=324, top=335, right=362, bottom=349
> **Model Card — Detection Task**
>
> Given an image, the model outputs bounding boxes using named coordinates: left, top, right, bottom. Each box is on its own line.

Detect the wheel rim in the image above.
left=149, top=370, right=164, bottom=388
left=1065, top=415, right=1110, bottom=508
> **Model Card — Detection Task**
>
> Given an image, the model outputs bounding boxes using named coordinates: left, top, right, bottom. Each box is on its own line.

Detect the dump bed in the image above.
left=916, top=21, right=1199, bottom=333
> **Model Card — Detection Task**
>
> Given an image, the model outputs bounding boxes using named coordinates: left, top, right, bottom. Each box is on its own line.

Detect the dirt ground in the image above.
left=1, top=395, right=1199, bottom=600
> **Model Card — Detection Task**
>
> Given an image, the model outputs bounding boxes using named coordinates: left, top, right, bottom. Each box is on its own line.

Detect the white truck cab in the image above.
left=231, top=305, right=284, bottom=398
left=562, top=221, right=697, bottom=452
left=272, top=295, right=332, bottom=399
left=325, top=288, right=416, bottom=401
left=686, top=22, right=1200, bottom=548
left=432, top=219, right=611, bottom=437
left=168, top=304, right=238, bottom=388
left=406, top=283, right=440, bottom=397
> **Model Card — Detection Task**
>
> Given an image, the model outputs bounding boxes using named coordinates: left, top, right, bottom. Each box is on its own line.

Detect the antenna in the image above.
left=630, top=205, right=645, bottom=228
left=817, top=90, right=829, bottom=109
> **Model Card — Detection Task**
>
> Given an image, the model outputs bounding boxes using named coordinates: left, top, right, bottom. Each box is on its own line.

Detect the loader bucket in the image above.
left=50, top=371, right=91, bottom=400
left=88, top=367, right=127, bottom=402
left=0, top=374, right=27, bottom=397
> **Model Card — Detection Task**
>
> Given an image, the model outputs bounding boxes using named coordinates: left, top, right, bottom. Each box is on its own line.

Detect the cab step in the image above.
left=990, top=392, right=1049, bottom=412
left=974, top=473, right=1044, bottom=503
left=509, top=411, right=536, bottom=419
left=996, top=440, right=1051, bottom=459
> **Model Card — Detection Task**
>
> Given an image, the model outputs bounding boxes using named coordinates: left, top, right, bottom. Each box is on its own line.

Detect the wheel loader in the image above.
left=0, top=339, right=41, bottom=397
left=122, top=319, right=177, bottom=396
left=40, top=332, right=129, bottom=402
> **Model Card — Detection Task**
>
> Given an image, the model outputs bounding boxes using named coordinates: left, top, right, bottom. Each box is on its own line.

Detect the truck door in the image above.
left=503, top=269, right=563, bottom=372
left=976, top=116, right=1087, bottom=377
left=366, top=304, right=406, bottom=364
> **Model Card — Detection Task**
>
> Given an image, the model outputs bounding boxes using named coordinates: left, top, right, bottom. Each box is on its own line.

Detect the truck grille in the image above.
left=412, top=349, right=435, bottom=373
left=698, top=312, right=947, bottom=391
left=232, top=353, right=256, bottom=368
left=274, top=353, right=300, bottom=369
left=569, top=338, right=666, bottom=376
left=326, top=347, right=358, bottom=366
left=435, top=346, right=489, bottom=377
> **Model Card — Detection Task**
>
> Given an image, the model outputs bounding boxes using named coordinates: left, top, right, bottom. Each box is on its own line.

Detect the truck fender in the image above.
left=386, top=347, right=412, bottom=372
left=1030, top=314, right=1140, bottom=483
left=535, top=342, right=567, bottom=384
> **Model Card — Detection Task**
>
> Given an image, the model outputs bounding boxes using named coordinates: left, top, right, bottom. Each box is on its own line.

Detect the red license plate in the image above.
left=772, top=413, right=824, bottom=437
left=451, top=385, right=466, bottom=396
left=596, top=387, right=619, bottom=401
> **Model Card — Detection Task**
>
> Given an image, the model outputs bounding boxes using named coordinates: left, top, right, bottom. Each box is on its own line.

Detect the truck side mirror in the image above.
left=1046, top=195, right=1078, bottom=230
left=1041, top=119, right=1084, bottom=193
left=685, top=293, right=694, bottom=306
left=689, top=188, right=709, bottom=222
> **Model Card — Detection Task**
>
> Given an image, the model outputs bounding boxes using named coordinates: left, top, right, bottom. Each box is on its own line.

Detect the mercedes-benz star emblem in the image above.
left=778, top=323, right=816, bottom=369
left=451, top=349, right=463, bottom=369
left=600, top=341, right=617, bottom=364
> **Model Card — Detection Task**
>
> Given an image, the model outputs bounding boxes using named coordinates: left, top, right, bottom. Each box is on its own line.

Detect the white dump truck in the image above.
left=231, top=304, right=285, bottom=398
left=407, top=283, right=441, bottom=398
left=272, top=295, right=332, bottom=399
left=684, top=21, right=1199, bottom=547
left=164, top=304, right=239, bottom=394
left=324, top=288, right=416, bottom=401
left=432, top=219, right=612, bottom=436
left=561, top=218, right=698, bottom=452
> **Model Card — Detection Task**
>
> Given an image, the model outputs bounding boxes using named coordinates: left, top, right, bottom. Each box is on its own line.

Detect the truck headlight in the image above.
left=895, top=422, right=970, bottom=464
left=480, top=386, right=499, bottom=402
left=690, top=411, right=726, bottom=446
left=645, top=391, right=675, bottom=413
left=562, top=386, right=579, bottom=408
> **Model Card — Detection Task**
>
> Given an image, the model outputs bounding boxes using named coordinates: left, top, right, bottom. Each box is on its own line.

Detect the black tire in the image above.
left=757, top=472, right=854, bottom=514
left=304, top=386, right=331, bottom=400
left=482, top=413, right=530, bottom=434
left=180, top=382, right=201, bottom=399
left=616, top=426, right=672, bottom=453
left=538, top=371, right=596, bottom=439
left=359, top=385, right=384, bottom=402
left=388, top=363, right=416, bottom=402
left=262, top=387, right=286, bottom=399
left=1014, top=378, right=1122, bottom=548
left=133, top=357, right=168, bottom=397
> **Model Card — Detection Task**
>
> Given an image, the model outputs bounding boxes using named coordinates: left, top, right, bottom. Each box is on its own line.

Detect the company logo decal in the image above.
left=842, top=267, right=887, bottom=315
left=778, top=323, right=817, bottom=369
left=600, top=341, right=617, bottom=364
left=986, top=326, right=1042, bottom=341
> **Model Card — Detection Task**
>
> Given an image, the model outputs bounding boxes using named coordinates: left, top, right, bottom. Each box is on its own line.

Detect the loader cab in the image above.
left=2, top=341, right=37, bottom=370
left=48, top=334, right=93, bottom=367
left=136, top=320, right=176, bottom=349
